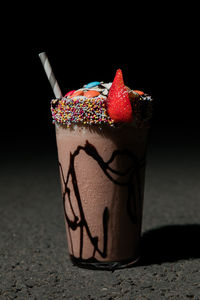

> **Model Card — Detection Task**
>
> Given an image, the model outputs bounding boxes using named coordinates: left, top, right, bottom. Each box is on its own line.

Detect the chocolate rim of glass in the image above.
left=70, top=255, right=140, bottom=271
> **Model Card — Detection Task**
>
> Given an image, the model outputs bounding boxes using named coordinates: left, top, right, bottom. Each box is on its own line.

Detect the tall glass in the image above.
left=55, top=123, right=148, bottom=270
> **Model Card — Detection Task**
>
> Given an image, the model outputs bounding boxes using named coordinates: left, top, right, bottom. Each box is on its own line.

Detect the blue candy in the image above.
left=85, top=81, right=101, bottom=88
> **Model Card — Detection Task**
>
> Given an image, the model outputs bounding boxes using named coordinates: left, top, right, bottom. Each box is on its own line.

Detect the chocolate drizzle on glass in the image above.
left=58, top=140, right=145, bottom=266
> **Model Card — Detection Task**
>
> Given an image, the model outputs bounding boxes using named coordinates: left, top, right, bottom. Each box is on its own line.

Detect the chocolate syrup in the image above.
left=59, top=140, right=145, bottom=261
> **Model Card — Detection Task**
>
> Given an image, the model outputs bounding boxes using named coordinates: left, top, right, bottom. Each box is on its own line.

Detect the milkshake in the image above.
left=51, top=69, right=153, bottom=270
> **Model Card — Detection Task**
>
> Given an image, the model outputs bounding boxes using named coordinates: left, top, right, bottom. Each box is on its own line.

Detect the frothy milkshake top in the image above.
left=51, top=69, right=153, bottom=128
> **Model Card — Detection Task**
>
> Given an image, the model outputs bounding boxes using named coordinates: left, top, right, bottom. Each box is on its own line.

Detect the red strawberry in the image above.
left=107, top=69, right=133, bottom=123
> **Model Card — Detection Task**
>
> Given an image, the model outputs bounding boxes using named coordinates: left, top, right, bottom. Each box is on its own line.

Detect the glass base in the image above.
left=70, top=255, right=140, bottom=271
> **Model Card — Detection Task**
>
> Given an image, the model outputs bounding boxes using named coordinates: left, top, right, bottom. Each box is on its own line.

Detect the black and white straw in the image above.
left=39, top=52, right=63, bottom=98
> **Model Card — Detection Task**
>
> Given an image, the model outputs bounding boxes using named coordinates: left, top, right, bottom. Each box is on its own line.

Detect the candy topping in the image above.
left=107, top=69, right=133, bottom=123
left=50, top=71, right=153, bottom=128
left=84, top=81, right=101, bottom=88
left=84, top=90, right=100, bottom=98
left=64, top=90, right=76, bottom=97
left=133, top=90, right=144, bottom=95
left=70, top=90, right=84, bottom=98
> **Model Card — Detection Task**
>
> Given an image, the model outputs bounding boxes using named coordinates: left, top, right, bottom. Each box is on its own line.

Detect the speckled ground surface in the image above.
left=0, top=129, right=200, bottom=299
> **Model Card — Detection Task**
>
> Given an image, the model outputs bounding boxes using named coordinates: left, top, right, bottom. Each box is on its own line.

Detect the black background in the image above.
left=1, top=4, right=199, bottom=150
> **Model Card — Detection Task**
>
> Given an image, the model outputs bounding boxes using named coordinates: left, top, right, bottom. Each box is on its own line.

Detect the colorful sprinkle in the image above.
left=50, top=79, right=153, bottom=128
left=51, top=96, right=114, bottom=127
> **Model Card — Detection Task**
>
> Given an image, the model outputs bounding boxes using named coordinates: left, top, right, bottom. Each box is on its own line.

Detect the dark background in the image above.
left=1, top=5, right=200, bottom=299
left=1, top=4, right=199, bottom=145
left=1, top=10, right=199, bottom=194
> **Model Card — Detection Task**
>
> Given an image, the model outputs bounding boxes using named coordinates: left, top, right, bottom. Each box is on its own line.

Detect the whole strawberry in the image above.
left=107, top=69, right=133, bottom=123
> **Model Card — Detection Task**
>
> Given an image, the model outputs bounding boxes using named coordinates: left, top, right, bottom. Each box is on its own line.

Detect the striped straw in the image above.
left=39, top=52, right=63, bottom=98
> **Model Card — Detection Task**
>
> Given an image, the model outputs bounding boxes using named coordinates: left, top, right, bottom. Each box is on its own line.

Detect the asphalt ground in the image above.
left=0, top=128, right=200, bottom=300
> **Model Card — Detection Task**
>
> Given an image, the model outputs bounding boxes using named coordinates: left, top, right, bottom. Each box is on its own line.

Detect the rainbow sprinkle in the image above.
left=50, top=79, right=153, bottom=128
left=51, top=96, right=115, bottom=127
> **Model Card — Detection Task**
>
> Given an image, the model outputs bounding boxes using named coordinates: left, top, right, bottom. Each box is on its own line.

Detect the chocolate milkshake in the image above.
left=51, top=70, right=153, bottom=270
